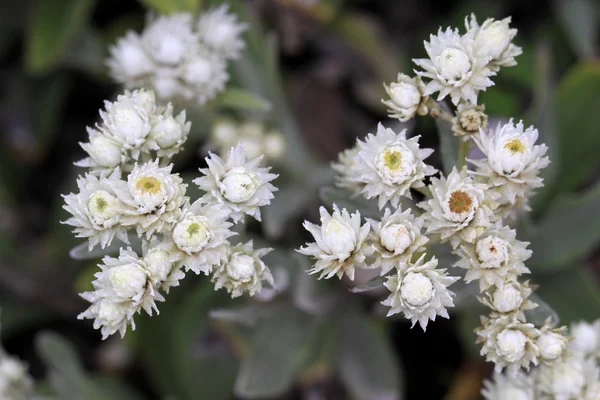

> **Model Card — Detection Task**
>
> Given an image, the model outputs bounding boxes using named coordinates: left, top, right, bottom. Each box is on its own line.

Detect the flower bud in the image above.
left=173, top=216, right=212, bottom=254
left=492, top=284, right=523, bottom=313
left=537, top=331, right=567, bottom=361
left=438, top=48, right=471, bottom=81
left=226, top=253, right=256, bottom=282
left=150, top=116, right=183, bottom=149
left=400, top=272, right=435, bottom=307
left=380, top=223, right=412, bottom=254
left=219, top=169, right=258, bottom=203
left=144, top=248, right=173, bottom=282
left=322, top=214, right=357, bottom=257
left=495, top=329, right=527, bottom=362
left=86, top=135, right=122, bottom=167
left=108, top=264, right=147, bottom=299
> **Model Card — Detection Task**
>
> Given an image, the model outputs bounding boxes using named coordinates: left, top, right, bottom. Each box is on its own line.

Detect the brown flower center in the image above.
left=448, top=190, right=473, bottom=214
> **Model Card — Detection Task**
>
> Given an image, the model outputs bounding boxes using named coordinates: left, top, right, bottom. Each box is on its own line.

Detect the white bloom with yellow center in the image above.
left=382, top=74, right=429, bottom=121
left=413, top=27, right=495, bottom=105
left=465, top=14, right=522, bottom=71
left=451, top=102, right=488, bottom=141
left=212, top=241, right=274, bottom=298
left=481, top=370, right=535, bottom=400
left=111, top=160, right=187, bottom=238
left=62, top=169, right=128, bottom=250
left=479, top=280, right=537, bottom=321
left=477, top=316, right=540, bottom=376
left=197, top=5, right=247, bottom=60
left=78, top=247, right=164, bottom=339
left=353, top=123, right=437, bottom=209
left=193, top=144, right=278, bottom=223
left=419, top=167, right=494, bottom=249
left=569, top=320, right=600, bottom=358
left=537, top=353, right=587, bottom=400
left=382, top=254, right=459, bottom=331
left=470, top=120, right=549, bottom=208
left=298, top=204, right=373, bottom=280
left=454, top=226, right=531, bottom=291
left=367, top=207, right=429, bottom=275
left=169, top=200, right=235, bottom=275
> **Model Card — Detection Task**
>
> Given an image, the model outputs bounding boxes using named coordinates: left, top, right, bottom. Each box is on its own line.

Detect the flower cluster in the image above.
left=299, top=13, right=567, bottom=378
left=210, top=119, right=286, bottom=161
left=107, top=6, right=246, bottom=106
left=0, top=345, right=33, bottom=400
left=482, top=319, right=600, bottom=399
left=64, top=89, right=278, bottom=339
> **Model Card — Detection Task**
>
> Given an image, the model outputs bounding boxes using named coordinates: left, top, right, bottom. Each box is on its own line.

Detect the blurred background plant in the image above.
left=0, top=0, right=599, bottom=399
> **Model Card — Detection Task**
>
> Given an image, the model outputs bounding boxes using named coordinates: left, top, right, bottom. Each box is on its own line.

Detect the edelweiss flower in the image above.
left=197, top=5, right=247, bottom=60
left=62, top=169, right=128, bottom=250
left=168, top=200, right=235, bottom=275
left=479, top=280, right=537, bottom=321
left=454, top=226, right=531, bottom=291
left=367, top=207, right=428, bottom=275
left=0, top=351, right=33, bottom=400
left=477, top=315, right=540, bottom=376
left=332, top=145, right=365, bottom=197
left=419, top=167, right=494, bottom=248
left=451, top=102, right=488, bottom=141
left=112, top=160, right=187, bottom=238
left=413, top=27, right=495, bottom=105
left=536, top=320, right=569, bottom=364
left=354, top=123, right=437, bottom=209
left=382, top=254, right=459, bottom=330
left=537, top=353, right=587, bottom=400
left=470, top=120, right=549, bottom=208
left=481, top=370, right=535, bottom=400
left=142, top=239, right=185, bottom=293
left=382, top=74, right=429, bottom=121
left=193, top=144, right=278, bottom=223
left=212, top=241, right=273, bottom=298
left=465, top=14, right=522, bottom=71
left=78, top=247, right=164, bottom=339
left=298, top=204, right=373, bottom=280
left=570, top=320, right=600, bottom=358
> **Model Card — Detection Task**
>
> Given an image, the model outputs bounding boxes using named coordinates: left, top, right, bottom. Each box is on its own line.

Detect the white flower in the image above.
left=481, top=370, right=535, bottom=400
left=0, top=354, right=33, bottom=400
left=141, top=13, right=198, bottom=66
left=536, top=321, right=569, bottom=363
left=212, top=241, right=274, bottom=298
left=141, top=239, right=184, bottom=293
left=180, top=53, right=229, bottom=106
left=382, top=254, right=459, bottom=330
left=111, top=160, right=187, bottom=238
left=354, top=123, right=437, bottom=209
left=298, top=204, right=373, bottom=280
left=263, top=130, right=286, bottom=160
left=62, top=169, right=128, bottom=250
left=477, top=315, right=540, bottom=376
left=413, top=27, right=495, bottom=105
left=193, top=144, right=278, bottom=223
left=332, top=145, right=365, bottom=197
left=451, top=102, right=488, bottom=141
left=537, top=353, right=587, bottom=400
left=465, top=14, right=522, bottom=71
left=210, top=120, right=286, bottom=161
left=98, top=89, right=156, bottom=160
left=419, top=167, right=494, bottom=249
left=570, top=320, right=600, bottom=357
left=454, top=226, right=531, bottom=291
left=145, top=103, right=191, bottom=159
left=470, top=120, right=549, bottom=207
left=78, top=247, right=164, bottom=339
left=367, top=208, right=429, bottom=275
left=479, top=280, right=537, bottom=320
left=76, top=129, right=124, bottom=171
left=197, top=5, right=247, bottom=60
left=169, top=200, right=235, bottom=275
left=107, top=31, right=153, bottom=82
left=382, top=74, right=429, bottom=121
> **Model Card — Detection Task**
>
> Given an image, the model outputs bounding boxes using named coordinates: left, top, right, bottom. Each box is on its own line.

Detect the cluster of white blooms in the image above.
left=64, top=89, right=278, bottom=339
left=0, top=345, right=33, bottom=400
left=210, top=119, right=286, bottom=161
left=482, top=319, right=600, bottom=399
left=300, top=14, right=568, bottom=378
left=107, top=6, right=246, bottom=107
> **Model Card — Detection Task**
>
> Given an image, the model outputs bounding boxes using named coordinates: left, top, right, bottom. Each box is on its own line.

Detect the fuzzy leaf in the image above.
left=435, top=119, right=460, bottom=175
left=524, top=292, right=560, bottom=326
left=349, top=276, right=386, bottom=293
left=554, top=0, right=598, bottom=58
left=215, top=88, right=272, bottom=112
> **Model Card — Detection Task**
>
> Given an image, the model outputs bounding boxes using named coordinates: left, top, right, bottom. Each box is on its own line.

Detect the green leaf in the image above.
left=349, top=276, right=385, bottom=294
left=337, top=312, right=403, bottom=400
left=554, top=0, right=598, bottom=58
left=524, top=292, right=560, bottom=326
left=535, top=265, right=600, bottom=325
left=555, top=62, right=600, bottom=192
left=36, top=332, right=85, bottom=380
left=137, top=0, right=202, bottom=14
left=436, top=119, right=459, bottom=175
left=526, top=181, right=600, bottom=272
left=26, top=0, right=96, bottom=74
left=234, top=308, right=321, bottom=398
left=215, top=88, right=272, bottom=112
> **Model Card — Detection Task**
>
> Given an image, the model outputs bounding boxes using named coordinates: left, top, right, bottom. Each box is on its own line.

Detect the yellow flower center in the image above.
left=136, top=177, right=161, bottom=194
left=448, top=190, right=473, bottom=214
left=504, top=139, right=525, bottom=154
left=384, top=150, right=403, bottom=170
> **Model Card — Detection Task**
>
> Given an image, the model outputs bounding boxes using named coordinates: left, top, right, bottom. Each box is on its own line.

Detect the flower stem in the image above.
left=458, top=140, right=471, bottom=169
left=426, top=98, right=453, bottom=122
